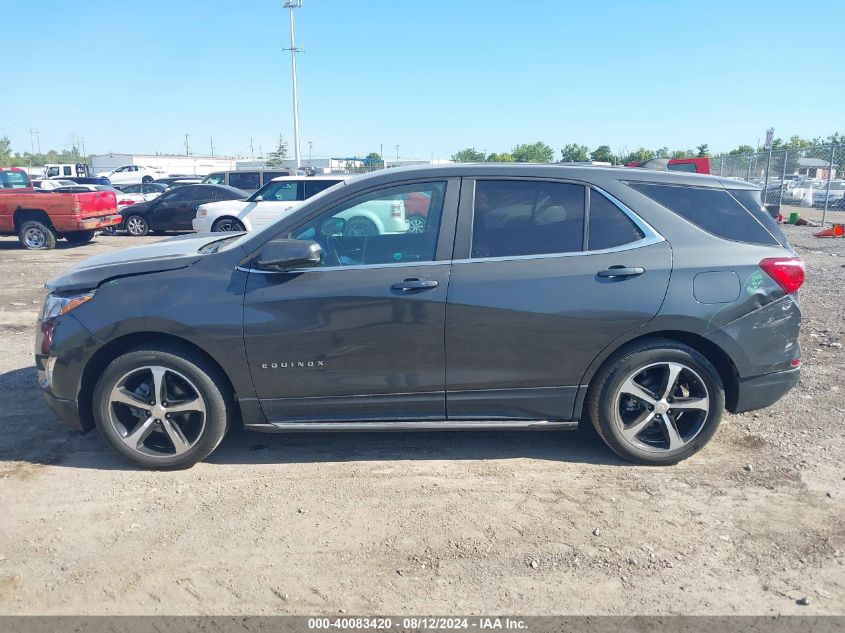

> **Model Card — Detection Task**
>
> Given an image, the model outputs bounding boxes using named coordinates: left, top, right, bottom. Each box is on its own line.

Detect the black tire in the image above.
left=124, top=214, right=149, bottom=236
left=212, top=217, right=246, bottom=232
left=141, top=176, right=153, bottom=184
left=18, top=220, right=57, bottom=250
left=588, top=339, right=724, bottom=465
left=343, top=216, right=378, bottom=236
left=64, top=229, right=95, bottom=245
left=92, top=345, right=232, bottom=470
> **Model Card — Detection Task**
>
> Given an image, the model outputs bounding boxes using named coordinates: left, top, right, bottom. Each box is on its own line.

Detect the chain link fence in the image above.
left=710, top=144, right=845, bottom=225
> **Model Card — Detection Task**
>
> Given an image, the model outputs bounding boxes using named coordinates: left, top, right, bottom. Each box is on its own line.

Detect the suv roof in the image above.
left=269, top=175, right=350, bottom=183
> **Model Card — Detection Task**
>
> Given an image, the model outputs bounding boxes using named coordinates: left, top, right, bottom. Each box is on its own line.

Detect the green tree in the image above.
left=511, top=141, right=554, bottom=163
left=590, top=145, right=614, bottom=163
left=559, top=143, right=589, bottom=162
left=487, top=152, right=515, bottom=162
left=621, top=148, right=655, bottom=164
left=696, top=144, right=710, bottom=158
left=655, top=147, right=670, bottom=159
left=0, top=136, right=11, bottom=167
left=451, top=147, right=486, bottom=162
left=728, top=144, right=755, bottom=156
left=785, top=135, right=811, bottom=150
left=266, top=135, right=289, bottom=167
left=364, top=151, right=384, bottom=167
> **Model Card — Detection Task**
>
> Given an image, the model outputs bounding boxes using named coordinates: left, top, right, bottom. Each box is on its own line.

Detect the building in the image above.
left=91, top=153, right=236, bottom=176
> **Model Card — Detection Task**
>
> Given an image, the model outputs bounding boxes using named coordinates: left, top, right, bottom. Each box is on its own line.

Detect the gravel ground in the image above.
left=0, top=227, right=842, bottom=615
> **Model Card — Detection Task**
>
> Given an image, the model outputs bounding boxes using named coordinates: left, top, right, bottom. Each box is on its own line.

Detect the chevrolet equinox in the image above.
left=36, top=164, right=804, bottom=469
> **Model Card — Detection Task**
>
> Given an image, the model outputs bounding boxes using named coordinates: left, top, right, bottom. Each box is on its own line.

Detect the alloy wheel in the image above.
left=106, top=366, right=207, bottom=458
left=125, top=216, right=148, bottom=236
left=213, top=219, right=244, bottom=232
left=407, top=216, right=426, bottom=234
left=614, top=361, right=710, bottom=453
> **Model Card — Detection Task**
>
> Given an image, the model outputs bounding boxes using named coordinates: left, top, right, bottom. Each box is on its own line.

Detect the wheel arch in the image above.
left=78, top=332, right=241, bottom=432
left=14, top=208, right=54, bottom=231
left=581, top=330, right=740, bottom=416
left=211, top=215, right=244, bottom=231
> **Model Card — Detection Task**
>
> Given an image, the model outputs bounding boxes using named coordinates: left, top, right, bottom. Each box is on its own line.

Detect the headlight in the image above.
left=41, top=292, right=95, bottom=320
left=197, top=209, right=207, bottom=217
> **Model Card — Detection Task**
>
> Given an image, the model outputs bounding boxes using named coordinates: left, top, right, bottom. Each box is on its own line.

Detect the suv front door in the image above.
left=445, top=178, right=672, bottom=421
left=243, top=178, right=459, bottom=423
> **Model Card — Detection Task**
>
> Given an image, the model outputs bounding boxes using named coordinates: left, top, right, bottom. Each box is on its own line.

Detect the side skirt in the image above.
left=245, top=419, right=579, bottom=433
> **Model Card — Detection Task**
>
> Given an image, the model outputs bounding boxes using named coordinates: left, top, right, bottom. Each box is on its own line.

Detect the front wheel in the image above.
left=18, top=220, right=57, bottom=250
left=124, top=215, right=149, bottom=236
left=588, top=339, right=724, bottom=465
left=65, top=229, right=95, bottom=244
left=407, top=214, right=427, bottom=234
left=212, top=217, right=245, bottom=232
left=92, top=346, right=231, bottom=469
left=343, top=216, right=378, bottom=236
left=141, top=176, right=153, bottom=184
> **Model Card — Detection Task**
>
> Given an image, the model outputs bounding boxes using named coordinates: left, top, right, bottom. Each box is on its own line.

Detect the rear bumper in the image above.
left=77, top=214, right=122, bottom=230
left=732, top=367, right=800, bottom=413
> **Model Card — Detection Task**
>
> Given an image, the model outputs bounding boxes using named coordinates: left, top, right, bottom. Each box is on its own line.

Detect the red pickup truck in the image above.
left=0, top=167, right=122, bottom=249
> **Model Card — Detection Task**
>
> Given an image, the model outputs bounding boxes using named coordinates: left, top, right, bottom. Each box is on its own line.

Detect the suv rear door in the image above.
left=444, top=177, right=673, bottom=421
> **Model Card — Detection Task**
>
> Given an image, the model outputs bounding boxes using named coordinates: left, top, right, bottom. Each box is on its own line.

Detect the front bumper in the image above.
left=732, top=367, right=800, bottom=413
left=42, top=389, right=85, bottom=432
left=192, top=217, right=213, bottom=232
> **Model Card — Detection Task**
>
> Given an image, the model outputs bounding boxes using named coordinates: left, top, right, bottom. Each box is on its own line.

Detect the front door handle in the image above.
left=391, top=278, right=439, bottom=292
left=597, top=266, right=645, bottom=279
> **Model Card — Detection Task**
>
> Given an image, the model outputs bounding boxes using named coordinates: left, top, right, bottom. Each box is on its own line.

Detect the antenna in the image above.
left=282, top=0, right=303, bottom=169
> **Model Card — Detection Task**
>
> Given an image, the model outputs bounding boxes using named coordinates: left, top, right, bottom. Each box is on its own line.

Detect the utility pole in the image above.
left=184, top=133, right=190, bottom=156
left=380, top=143, right=383, bottom=160
left=395, top=144, right=400, bottom=165
left=283, top=0, right=303, bottom=169
left=210, top=137, right=214, bottom=157
left=29, top=128, right=41, bottom=155
left=250, top=138, right=255, bottom=161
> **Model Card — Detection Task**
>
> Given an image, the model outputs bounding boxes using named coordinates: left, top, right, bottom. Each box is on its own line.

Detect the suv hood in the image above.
left=199, top=199, right=252, bottom=216
left=46, top=233, right=226, bottom=293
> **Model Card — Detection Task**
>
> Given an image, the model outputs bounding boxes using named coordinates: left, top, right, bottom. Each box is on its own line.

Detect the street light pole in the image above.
left=283, top=0, right=303, bottom=169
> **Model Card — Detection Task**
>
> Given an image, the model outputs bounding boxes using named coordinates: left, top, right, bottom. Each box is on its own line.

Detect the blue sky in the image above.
left=3, top=0, right=843, bottom=160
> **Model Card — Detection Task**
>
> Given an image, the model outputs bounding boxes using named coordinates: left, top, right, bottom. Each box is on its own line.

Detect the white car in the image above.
left=34, top=179, right=78, bottom=191
left=114, top=182, right=167, bottom=201
left=50, top=183, right=144, bottom=208
left=193, top=176, right=348, bottom=232
left=95, top=165, right=167, bottom=185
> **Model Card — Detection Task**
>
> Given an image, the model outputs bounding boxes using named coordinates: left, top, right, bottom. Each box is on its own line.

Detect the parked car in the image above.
left=118, top=184, right=247, bottom=236
left=95, top=165, right=168, bottom=185
left=59, top=176, right=113, bottom=187
left=114, top=182, right=167, bottom=201
left=50, top=184, right=142, bottom=209
left=812, top=181, right=845, bottom=209
left=33, top=179, right=78, bottom=191
left=193, top=176, right=346, bottom=232
left=201, top=169, right=292, bottom=194
left=154, top=176, right=203, bottom=188
left=37, top=164, right=804, bottom=469
left=1, top=167, right=120, bottom=249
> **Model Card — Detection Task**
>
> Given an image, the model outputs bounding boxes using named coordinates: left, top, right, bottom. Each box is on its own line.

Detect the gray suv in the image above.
left=36, top=164, right=804, bottom=469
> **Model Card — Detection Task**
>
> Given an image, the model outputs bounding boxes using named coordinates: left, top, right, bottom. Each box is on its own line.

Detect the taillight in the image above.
left=118, top=199, right=135, bottom=206
left=390, top=201, right=402, bottom=218
left=759, top=257, right=805, bottom=294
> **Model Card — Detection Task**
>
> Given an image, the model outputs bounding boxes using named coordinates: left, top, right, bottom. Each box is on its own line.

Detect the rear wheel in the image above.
left=588, top=339, right=724, bottom=465
left=407, top=214, right=426, bottom=234
left=124, top=215, right=149, bottom=236
left=212, top=217, right=245, bottom=232
left=141, top=176, right=153, bottom=184
left=93, top=346, right=231, bottom=469
left=18, top=220, right=57, bottom=250
left=65, top=230, right=95, bottom=244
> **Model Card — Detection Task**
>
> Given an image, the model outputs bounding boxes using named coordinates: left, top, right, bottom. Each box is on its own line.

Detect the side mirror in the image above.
left=256, top=239, right=322, bottom=271
left=254, top=195, right=264, bottom=202
left=321, top=217, right=346, bottom=236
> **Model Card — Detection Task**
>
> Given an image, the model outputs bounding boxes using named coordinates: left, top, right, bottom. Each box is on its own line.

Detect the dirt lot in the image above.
left=0, top=226, right=843, bottom=616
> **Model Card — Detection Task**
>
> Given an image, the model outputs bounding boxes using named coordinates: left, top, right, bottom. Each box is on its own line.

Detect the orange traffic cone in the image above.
left=813, top=224, right=845, bottom=238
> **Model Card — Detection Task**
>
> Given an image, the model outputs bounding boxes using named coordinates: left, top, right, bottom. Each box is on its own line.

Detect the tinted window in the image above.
left=729, top=189, right=789, bottom=247
left=204, top=173, right=225, bottom=185
left=229, top=172, right=260, bottom=190
left=262, top=171, right=288, bottom=184
left=261, top=181, right=299, bottom=201
left=163, top=187, right=195, bottom=203
left=122, top=184, right=141, bottom=193
left=667, top=162, right=698, bottom=173
left=589, top=191, right=645, bottom=250
left=304, top=180, right=341, bottom=198
left=212, top=187, right=242, bottom=201
left=627, top=182, right=779, bottom=246
left=0, top=171, right=31, bottom=188
left=63, top=166, right=72, bottom=176
left=289, top=181, right=446, bottom=267
left=471, top=180, right=585, bottom=258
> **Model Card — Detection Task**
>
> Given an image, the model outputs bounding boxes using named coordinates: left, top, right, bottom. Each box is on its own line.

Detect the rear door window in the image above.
left=304, top=180, right=341, bottom=198
left=229, top=172, right=261, bottom=190
left=588, top=191, right=645, bottom=250
left=626, top=182, right=779, bottom=246
left=262, top=171, right=288, bottom=184
left=471, top=180, right=585, bottom=258
left=728, top=189, right=789, bottom=247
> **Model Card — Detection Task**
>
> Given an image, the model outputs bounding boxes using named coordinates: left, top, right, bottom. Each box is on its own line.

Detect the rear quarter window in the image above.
left=626, top=182, right=779, bottom=246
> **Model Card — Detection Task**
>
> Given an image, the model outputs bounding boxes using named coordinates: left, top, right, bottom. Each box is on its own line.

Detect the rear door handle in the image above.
left=597, top=266, right=645, bottom=279
left=391, top=278, right=439, bottom=292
